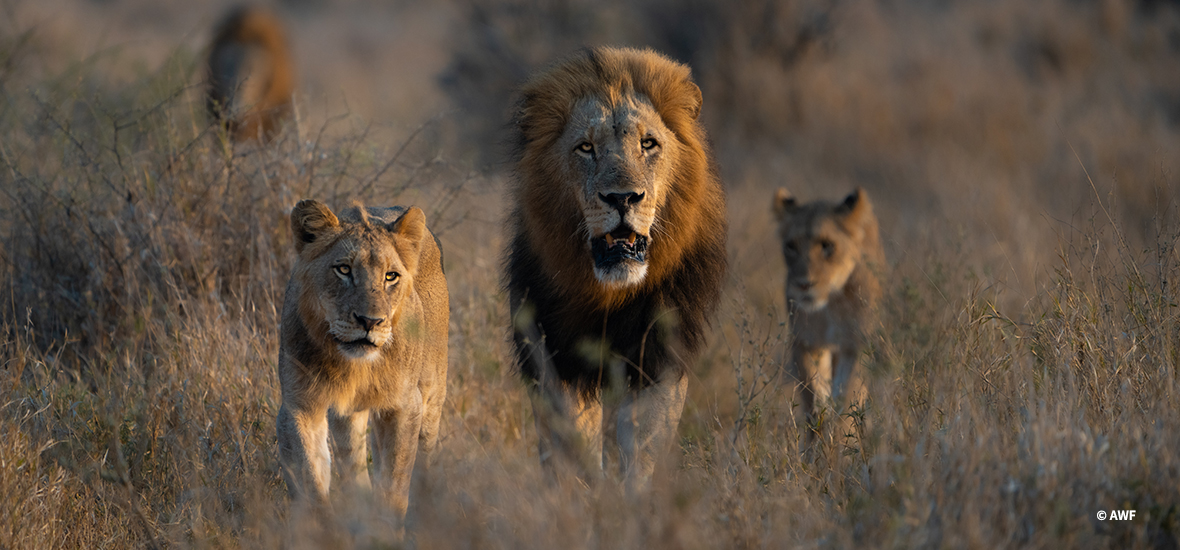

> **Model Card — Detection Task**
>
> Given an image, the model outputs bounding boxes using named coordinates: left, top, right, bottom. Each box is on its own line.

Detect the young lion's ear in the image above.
left=836, top=188, right=869, bottom=214
left=772, top=188, right=797, bottom=220
left=291, top=199, right=339, bottom=253
left=836, top=188, right=874, bottom=231
left=390, top=206, right=427, bottom=272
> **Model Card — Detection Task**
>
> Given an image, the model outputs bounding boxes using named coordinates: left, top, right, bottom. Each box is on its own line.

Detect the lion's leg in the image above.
left=277, top=403, right=331, bottom=504
left=832, top=347, right=867, bottom=441
left=831, top=347, right=865, bottom=407
left=417, top=383, right=446, bottom=465
left=328, top=409, right=371, bottom=492
left=616, top=371, right=687, bottom=494
left=794, top=345, right=832, bottom=440
left=529, top=380, right=604, bottom=482
left=369, top=389, right=424, bottom=520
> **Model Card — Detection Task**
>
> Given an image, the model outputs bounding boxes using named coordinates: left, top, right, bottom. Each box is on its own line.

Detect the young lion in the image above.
left=205, top=6, right=295, bottom=142
left=773, top=188, right=883, bottom=441
left=276, top=200, right=448, bottom=521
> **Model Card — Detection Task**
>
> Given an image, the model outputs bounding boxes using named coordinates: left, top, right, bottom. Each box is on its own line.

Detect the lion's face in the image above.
left=774, top=189, right=872, bottom=313
left=559, top=94, right=679, bottom=287
left=290, top=201, right=427, bottom=360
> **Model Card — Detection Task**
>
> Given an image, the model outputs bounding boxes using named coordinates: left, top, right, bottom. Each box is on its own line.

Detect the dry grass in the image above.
left=2, top=0, right=1179, bottom=548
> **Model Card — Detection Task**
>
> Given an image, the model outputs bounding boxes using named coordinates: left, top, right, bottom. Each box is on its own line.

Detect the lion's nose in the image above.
left=598, top=191, right=645, bottom=212
left=795, top=281, right=813, bottom=291
left=355, top=314, right=384, bottom=332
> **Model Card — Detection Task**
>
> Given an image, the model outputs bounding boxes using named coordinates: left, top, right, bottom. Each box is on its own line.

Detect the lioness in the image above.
left=773, top=188, right=883, bottom=440
left=506, top=47, right=727, bottom=490
left=276, top=200, right=447, bottom=520
left=206, top=6, right=294, bottom=142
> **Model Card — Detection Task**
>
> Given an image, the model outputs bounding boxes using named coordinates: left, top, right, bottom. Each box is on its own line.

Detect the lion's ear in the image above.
left=390, top=206, right=427, bottom=271
left=836, top=188, right=874, bottom=232
left=291, top=199, right=339, bottom=253
left=772, top=188, right=796, bottom=220
left=685, top=82, right=703, bottom=120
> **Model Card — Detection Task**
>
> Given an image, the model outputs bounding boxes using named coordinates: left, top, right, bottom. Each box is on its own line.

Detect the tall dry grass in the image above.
left=2, top=0, right=1179, bottom=548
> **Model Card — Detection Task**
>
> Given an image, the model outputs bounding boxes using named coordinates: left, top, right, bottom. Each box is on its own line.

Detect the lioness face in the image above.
left=562, top=94, right=679, bottom=287
left=291, top=201, right=427, bottom=360
left=316, top=234, right=413, bottom=359
left=774, top=190, right=868, bottom=313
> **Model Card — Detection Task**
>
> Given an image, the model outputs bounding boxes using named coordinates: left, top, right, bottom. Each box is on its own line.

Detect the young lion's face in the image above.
left=559, top=93, right=679, bottom=287
left=312, top=233, right=413, bottom=359
left=290, top=201, right=426, bottom=360
left=774, top=189, right=870, bottom=313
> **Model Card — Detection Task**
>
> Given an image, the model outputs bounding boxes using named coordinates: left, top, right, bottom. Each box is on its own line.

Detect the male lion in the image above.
left=773, top=188, right=883, bottom=441
left=206, top=6, right=294, bottom=142
left=506, top=47, right=727, bottom=490
left=277, top=200, right=448, bottom=521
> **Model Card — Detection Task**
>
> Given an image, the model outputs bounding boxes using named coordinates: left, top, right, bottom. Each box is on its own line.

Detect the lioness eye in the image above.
left=385, top=272, right=399, bottom=283
left=820, top=240, right=834, bottom=256
left=576, top=142, right=594, bottom=154
left=335, top=265, right=351, bottom=276
left=641, top=138, right=658, bottom=150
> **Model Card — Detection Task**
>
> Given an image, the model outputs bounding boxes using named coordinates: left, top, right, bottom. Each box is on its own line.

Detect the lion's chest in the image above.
left=328, top=357, right=416, bottom=414
left=791, top=297, right=863, bottom=350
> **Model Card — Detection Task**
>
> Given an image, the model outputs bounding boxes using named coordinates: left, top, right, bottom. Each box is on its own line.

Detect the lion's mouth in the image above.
left=335, top=337, right=379, bottom=354
left=591, top=227, right=649, bottom=269
left=787, top=291, right=828, bottom=313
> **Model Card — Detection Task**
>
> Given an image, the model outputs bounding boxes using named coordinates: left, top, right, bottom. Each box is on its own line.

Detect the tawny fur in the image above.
left=206, top=6, right=295, bottom=142
left=276, top=200, right=447, bottom=521
left=506, top=47, right=726, bottom=487
left=774, top=188, right=884, bottom=441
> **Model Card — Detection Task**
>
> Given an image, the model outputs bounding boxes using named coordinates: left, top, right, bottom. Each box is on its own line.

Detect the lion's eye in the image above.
left=785, top=242, right=798, bottom=255
left=335, top=265, right=351, bottom=276
left=576, top=142, right=594, bottom=154
left=641, top=138, right=658, bottom=150
left=820, top=240, right=835, bottom=256
left=385, top=272, right=400, bottom=283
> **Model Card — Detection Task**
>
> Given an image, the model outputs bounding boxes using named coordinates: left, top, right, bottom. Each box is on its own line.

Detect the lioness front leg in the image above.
left=370, top=391, right=424, bottom=519
left=617, top=371, right=687, bottom=494
left=329, top=409, right=371, bottom=492
left=277, top=404, right=331, bottom=505
left=416, top=383, right=446, bottom=465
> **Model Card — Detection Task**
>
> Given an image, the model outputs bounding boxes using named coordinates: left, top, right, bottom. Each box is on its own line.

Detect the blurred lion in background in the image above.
left=506, top=46, right=727, bottom=491
left=205, top=6, right=295, bottom=142
left=773, top=187, right=884, bottom=443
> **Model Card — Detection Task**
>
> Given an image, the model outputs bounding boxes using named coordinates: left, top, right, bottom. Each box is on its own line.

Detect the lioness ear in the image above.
left=772, top=188, right=797, bottom=220
left=390, top=206, right=427, bottom=271
left=291, top=199, right=339, bottom=253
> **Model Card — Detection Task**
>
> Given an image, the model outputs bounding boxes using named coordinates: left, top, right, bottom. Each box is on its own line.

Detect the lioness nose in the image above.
left=355, top=314, right=384, bottom=332
left=599, top=191, right=645, bottom=212
left=795, top=281, right=813, bottom=291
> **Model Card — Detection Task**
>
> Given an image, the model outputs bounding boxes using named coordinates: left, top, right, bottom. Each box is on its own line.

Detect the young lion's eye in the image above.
left=385, top=272, right=400, bottom=283
left=820, top=240, right=835, bottom=257
left=641, top=138, right=658, bottom=150
left=335, top=265, right=351, bottom=276
left=576, top=142, right=594, bottom=155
